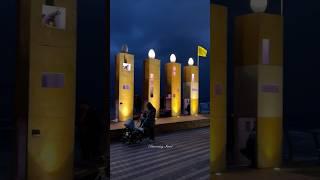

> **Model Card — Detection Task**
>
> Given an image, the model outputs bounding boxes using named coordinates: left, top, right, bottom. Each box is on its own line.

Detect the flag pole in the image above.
left=196, top=48, right=199, bottom=116
left=197, top=55, right=199, bottom=67
left=197, top=46, right=199, bottom=66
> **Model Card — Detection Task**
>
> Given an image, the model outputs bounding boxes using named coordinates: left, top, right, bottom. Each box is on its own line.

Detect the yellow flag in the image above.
left=198, top=46, right=207, bottom=57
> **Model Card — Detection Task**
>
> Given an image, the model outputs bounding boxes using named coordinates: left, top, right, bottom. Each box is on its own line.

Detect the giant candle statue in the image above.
left=183, top=58, right=199, bottom=115
left=143, top=49, right=160, bottom=117
left=116, top=45, right=134, bottom=122
left=234, top=5, right=283, bottom=168
left=17, top=2, right=76, bottom=179
left=210, top=4, right=228, bottom=173
left=165, top=54, right=181, bottom=117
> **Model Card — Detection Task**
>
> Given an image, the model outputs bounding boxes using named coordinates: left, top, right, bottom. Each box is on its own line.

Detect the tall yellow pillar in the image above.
left=165, top=60, right=181, bottom=117
left=183, top=65, right=199, bottom=115
left=116, top=52, right=134, bottom=122
left=17, top=1, right=76, bottom=179
left=210, top=4, right=228, bottom=173
left=234, top=13, right=283, bottom=168
left=144, top=58, right=161, bottom=117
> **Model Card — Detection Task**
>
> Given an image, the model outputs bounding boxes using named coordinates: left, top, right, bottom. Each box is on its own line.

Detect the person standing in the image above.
left=141, top=102, right=156, bottom=142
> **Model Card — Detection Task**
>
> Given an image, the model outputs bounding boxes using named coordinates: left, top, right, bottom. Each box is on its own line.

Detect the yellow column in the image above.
left=183, top=66, right=199, bottom=115
left=234, top=13, right=283, bottom=168
left=144, top=58, right=161, bottom=117
left=165, top=62, right=181, bottom=117
left=116, top=52, right=134, bottom=122
left=210, top=4, right=228, bottom=173
left=17, top=0, right=76, bottom=179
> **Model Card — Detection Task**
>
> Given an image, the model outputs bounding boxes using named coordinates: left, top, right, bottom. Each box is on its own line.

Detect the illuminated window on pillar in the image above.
left=150, top=73, right=154, bottom=98
left=262, top=39, right=270, bottom=65
left=149, top=73, right=154, bottom=98
left=149, top=73, right=154, bottom=79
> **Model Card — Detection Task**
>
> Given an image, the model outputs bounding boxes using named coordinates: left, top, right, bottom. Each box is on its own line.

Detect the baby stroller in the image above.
left=121, top=119, right=145, bottom=144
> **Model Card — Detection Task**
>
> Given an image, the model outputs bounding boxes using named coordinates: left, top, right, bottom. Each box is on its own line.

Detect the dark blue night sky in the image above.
left=110, top=0, right=210, bottom=110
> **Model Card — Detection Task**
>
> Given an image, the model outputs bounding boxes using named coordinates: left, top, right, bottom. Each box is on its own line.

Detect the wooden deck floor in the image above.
left=110, top=127, right=320, bottom=180
left=110, top=127, right=210, bottom=180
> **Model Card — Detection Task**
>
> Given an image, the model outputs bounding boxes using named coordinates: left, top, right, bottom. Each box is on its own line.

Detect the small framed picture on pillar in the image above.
left=42, top=5, right=66, bottom=30
left=122, top=63, right=131, bottom=71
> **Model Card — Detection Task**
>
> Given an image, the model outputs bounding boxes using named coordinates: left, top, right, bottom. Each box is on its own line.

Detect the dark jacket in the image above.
left=141, top=108, right=156, bottom=128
